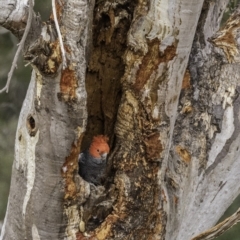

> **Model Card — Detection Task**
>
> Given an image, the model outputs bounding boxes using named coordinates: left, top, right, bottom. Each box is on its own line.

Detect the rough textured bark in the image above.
left=94, top=0, right=204, bottom=239
left=2, top=0, right=240, bottom=240
left=166, top=1, right=240, bottom=239
left=0, top=0, right=93, bottom=239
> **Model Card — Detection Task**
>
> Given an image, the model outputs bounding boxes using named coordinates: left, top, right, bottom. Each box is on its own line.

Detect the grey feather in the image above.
left=78, top=150, right=106, bottom=185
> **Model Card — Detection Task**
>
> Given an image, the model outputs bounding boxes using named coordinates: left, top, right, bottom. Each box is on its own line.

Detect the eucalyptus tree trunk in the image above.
left=1, top=0, right=240, bottom=240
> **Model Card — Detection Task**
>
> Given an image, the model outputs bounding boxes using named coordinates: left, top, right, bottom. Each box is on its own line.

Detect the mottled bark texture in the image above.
left=2, top=0, right=240, bottom=240
left=166, top=1, right=240, bottom=239
left=0, top=0, right=92, bottom=239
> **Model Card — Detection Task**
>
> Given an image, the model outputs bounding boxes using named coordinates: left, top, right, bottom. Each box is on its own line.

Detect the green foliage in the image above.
left=0, top=119, right=18, bottom=219
left=34, top=0, right=51, bottom=21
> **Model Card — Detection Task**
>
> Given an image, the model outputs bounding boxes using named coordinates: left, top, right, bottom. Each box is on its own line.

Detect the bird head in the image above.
left=89, top=135, right=110, bottom=161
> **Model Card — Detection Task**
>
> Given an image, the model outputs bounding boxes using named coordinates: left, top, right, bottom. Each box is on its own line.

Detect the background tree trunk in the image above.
left=1, top=0, right=240, bottom=240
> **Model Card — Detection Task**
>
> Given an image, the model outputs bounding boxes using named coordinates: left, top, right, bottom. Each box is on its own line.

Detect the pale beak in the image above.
left=101, top=152, right=108, bottom=160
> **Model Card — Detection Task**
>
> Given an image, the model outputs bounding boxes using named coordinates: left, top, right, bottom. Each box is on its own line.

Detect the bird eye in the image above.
left=97, top=149, right=100, bottom=152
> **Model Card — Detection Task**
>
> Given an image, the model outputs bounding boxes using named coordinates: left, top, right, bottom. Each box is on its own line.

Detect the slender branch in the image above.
left=0, top=0, right=34, bottom=94
left=191, top=208, right=240, bottom=240
left=24, top=55, right=38, bottom=67
left=52, top=0, right=67, bottom=69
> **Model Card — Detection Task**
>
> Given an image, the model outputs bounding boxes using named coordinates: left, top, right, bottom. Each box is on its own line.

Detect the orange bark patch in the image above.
left=182, top=69, right=191, bottom=89
left=95, top=215, right=119, bottom=240
left=134, top=39, right=177, bottom=92
left=50, top=0, right=63, bottom=22
left=61, top=134, right=83, bottom=200
left=144, top=132, right=163, bottom=161
left=182, top=105, right=193, bottom=114
left=175, top=145, right=191, bottom=164
left=210, top=16, right=240, bottom=63
left=60, top=67, right=78, bottom=101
